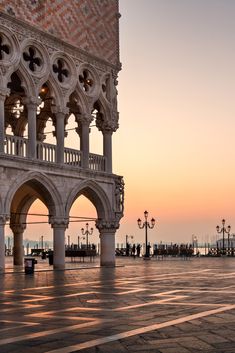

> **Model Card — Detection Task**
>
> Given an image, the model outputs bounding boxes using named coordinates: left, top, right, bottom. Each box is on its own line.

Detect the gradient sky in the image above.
left=114, top=0, right=235, bottom=246
left=8, top=0, right=235, bottom=248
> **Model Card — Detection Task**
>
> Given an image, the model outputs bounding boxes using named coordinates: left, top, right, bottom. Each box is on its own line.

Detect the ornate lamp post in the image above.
left=77, top=235, right=85, bottom=249
left=137, top=210, right=155, bottom=258
left=81, top=223, right=93, bottom=249
left=216, top=219, right=231, bottom=255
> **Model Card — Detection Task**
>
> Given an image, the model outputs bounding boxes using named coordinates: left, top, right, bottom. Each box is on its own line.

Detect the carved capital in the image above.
left=0, top=214, right=10, bottom=225
left=78, top=113, right=93, bottom=126
left=0, top=88, right=10, bottom=101
left=10, top=223, right=26, bottom=234
left=49, top=217, right=69, bottom=229
left=96, top=113, right=119, bottom=133
left=96, top=219, right=120, bottom=232
left=23, top=96, right=41, bottom=108
left=51, top=105, right=69, bottom=116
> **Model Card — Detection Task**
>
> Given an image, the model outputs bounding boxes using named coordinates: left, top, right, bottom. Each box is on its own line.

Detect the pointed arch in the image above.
left=66, top=180, right=113, bottom=220
left=12, top=65, right=37, bottom=97
left=42, top=75, right=64, bottom=107
left=4, top=171, right=64, bottom=219
left=68, top=88, right=91, bottom=116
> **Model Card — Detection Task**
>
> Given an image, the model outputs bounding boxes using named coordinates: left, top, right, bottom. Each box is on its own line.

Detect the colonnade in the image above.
left=0, top=216, right=118, bottom=270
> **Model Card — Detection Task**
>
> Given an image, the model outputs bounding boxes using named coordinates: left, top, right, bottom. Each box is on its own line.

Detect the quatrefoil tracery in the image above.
left=53, top=59, right=69, bottom=83
left=23, top=47, right=41, bottom=72
left=0, top=35, right=10, bottom=60
left=79, top=70, right=93, bottom=92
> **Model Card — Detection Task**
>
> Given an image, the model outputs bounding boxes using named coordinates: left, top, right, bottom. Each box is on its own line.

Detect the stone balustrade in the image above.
left=4, top=134, right=105, bottom=171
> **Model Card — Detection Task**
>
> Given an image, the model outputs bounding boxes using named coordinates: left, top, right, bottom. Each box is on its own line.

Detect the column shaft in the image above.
left=80, top=123, right=90, bottom=169
left=103, top=131, right=113, bottom=173
left=0, top=221, right=5, bottom=271
left=56, top=113, right=65, bottom=164
left=100, top=230, right=116, bottom=266
left=0, top=95, right=6, bottom=153
left=13, top=232, right=24, bottom=266
left=27, top=103, right=37, bottom=158
left=53, top=226, right=65, bottom=269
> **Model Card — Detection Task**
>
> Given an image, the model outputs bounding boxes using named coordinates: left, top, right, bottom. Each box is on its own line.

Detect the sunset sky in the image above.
left=115, top=0, right=235, bottom=246
left=8, top=0, right=235, bottom=248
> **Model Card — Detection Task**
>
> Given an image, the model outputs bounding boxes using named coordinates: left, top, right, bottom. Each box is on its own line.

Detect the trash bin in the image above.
left=24, top=257, right=37, bottom=274
left=48, top=251, right=53, bottom=265
left=41, top=251, right=46, bottom=260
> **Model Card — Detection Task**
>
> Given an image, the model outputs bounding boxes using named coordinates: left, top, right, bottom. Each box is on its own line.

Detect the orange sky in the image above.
left=6, top=0, right=235, bottom=248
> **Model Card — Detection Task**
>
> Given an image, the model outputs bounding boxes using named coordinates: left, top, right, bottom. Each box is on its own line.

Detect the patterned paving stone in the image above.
left=1, top=257, right=235, bottom=352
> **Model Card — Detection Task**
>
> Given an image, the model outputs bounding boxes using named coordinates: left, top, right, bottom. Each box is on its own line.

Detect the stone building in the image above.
left=0, top=0, right=124, bottom=270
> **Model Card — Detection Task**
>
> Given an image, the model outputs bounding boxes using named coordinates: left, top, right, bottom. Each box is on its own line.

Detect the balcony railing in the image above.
left=64, top=147, right=82, bottom=166
left=4, top=135, right=106, bottom=172
left=89, top=153, right=106, bottom=171
left=4, top=135, right=28, bottom=157
left=37, top=141, right=56, bottom=163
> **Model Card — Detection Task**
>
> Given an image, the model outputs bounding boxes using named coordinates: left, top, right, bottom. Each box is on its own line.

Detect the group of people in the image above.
left=126, top=243, right=143, bottom=257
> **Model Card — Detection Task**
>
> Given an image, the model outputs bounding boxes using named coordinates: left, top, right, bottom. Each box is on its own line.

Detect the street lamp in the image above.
left=192, top=235, right=198, bottom=255
left=216, top=219, right=231, bottom=255
left=137, top=210, right=156, bottom=258
left=81, top=223, right=93, bottom=249
left=78, top=235, right=85, bottom=248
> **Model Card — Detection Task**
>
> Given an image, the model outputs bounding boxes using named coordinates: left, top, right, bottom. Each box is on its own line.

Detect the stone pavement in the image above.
left=1, top=256, right=235, bottom=353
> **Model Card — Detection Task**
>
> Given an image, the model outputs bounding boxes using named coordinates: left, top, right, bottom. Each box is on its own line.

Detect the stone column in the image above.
left=24, top=97, right=40, bottom=159
left=52, top=107, right=68, bottom=164
left=76, top=114, right=92, bottom=169
left=11, top=224, right=26, bottom=266
left=0, top=215, right=9, bottom=271
left=50, top=218, right=68, bottom=269
left=0, top=89, right=9, bottom=154
left=103, top=129, right=113, bottom=173
left=96, top=220, right=119, bottom=267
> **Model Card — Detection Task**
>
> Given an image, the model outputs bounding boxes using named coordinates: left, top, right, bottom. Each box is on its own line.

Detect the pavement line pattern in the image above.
left=43, top=304, right=235, bottom=353
left=0, top=319, right=107, bottom=345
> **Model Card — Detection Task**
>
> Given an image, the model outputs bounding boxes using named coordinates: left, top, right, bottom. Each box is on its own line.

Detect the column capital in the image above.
left=23, top=96, right=41, bottom=108
left=0, top=214, right=10, bottom=225
left=50, top=217, right=69, bottom=229
left=51, top=105, right=69, bottom=116
left=97, top=112, right=119, bottom=133
left=96, top=219, right=120, bottom=232
left=78, top=114, right=93, bottom=126
left=10, top=223, right=26, bottom=234
left=0, top=88, right=10, bottom=100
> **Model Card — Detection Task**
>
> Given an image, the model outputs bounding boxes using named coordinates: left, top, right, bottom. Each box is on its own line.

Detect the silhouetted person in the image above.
left=132, top=243, right=136, bottom=257
left=136, top=244, right=141, bottom=257
left=126, top=242, right=130, bottom=256
left=146, top=244, right=151, bottom=257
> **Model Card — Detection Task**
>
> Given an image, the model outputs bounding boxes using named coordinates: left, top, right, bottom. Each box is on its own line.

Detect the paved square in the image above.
left=1, top=257, right=235, bottom=352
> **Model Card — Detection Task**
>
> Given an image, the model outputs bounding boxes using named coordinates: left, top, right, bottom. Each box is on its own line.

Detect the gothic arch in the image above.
left=65, top=180, right=113, bottom=220
left=8, top=65, right=37, bottom=98
left=4, top=171, right=64, bottom=219
left=69, top=88, right=92, bottom=116
left=46, top=73, right=68, bottom=109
